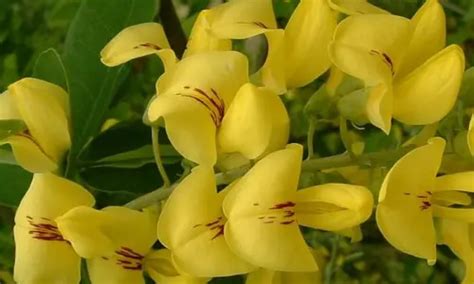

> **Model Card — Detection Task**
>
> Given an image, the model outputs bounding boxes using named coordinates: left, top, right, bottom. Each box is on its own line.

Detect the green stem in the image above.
left=324, top=235, right=341, bottom=284
left=302, top=146, right=414, bottom=171
left=152, top=127, right=171, bottom=187
left=125, top=185, right=175, bottom=209
left=306, top=121, right=316, bottom=160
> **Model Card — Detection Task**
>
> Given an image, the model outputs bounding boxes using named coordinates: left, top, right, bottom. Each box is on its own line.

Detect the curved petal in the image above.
left=147, top=94, right=217, bottom=166
left=435, top=172, right=474, bottom=193
left=223, top=145, right=316, bottom=271
left=8, top=78, right=70, bottom=165
left=365, top=83, right=393, bottom=134
left=393, top=45, right=465, bottom=125
left=329, top=14, right=412, bottom=85
left=376, top=138, right=445, bottom=263
left=468, top=115, right=474, bottom=155
left=157, top=166, right=254, bottom=277
left=5, top=135, right=57, bottom=173
left=157, top=51, right=249, bottom=107
left=0, top=91, right=21, bottom=120
left=100, top=22, right=176, bottom=70
left=438, top=219, right=474, bottom=284
left=295, top=184, right=373, bottom=232
left=218, top=83, right=289, bottom=159
left=14, top=173, right=95, bottom=284
left=209, top=0, right=277, bottom=39
left=396, top=0, right=446, bottom=78
left=144, top=249, right=210, bottom=284
left=57, top=206, right=157, bottom=260
left=87, top=257, right=145, bottom=284
left=183, top=10, right=232, bottom=58
left=328, top=0, right=389, bottom=15
left=260, top=30, right=287, bottom=94
left=283, top=0, right=337, bottom=89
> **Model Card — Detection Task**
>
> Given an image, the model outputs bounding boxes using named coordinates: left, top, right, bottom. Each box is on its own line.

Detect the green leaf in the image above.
left=32, top=48, right=69, bottom=91
left=459, top=67, right=474, bottom=107
left=0, top=164, right=32, bottom=208
left=0, top=120, right=27, bottom=141
left=62, top=0, right=158, bottom=178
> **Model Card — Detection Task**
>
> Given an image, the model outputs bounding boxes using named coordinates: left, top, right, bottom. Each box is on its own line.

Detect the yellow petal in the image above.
left=365, top=83, right=393, bottom=134
left=87, top=257, right=145, bottom=284
left=432, top=191, right=471, bottom=207
left=328, top=0, right=389, bottom=15
left=5, top=135, right=57, bottom=173
left=283, top=0, right=337, bottom=89
left=329, top=14, right=412, bottom=85
left=468, top=115, right=474, bottom=155
left=8, top=78, right=70, bottom=165
left=393, top=45, right=465, bottom=125
left=260, top=30, right=287, bottom=94
left=100, top=22, right=177, bottom=70
left=146, top=94, right=217, bottom=166
left=14, top=173, right=95, bottom=284
left=223, top=144, right=317, bottom=271
left=376, top=137, right=445, bottom=262
left=435, top=172, right=474, bottom=193
left=396, top=0, right=446, bottom=78
left=156, top=51, right=249, bottom=108
left=157, top=166, right=254, bottom=277
left=295, top=184, right=373, bottom=232
left=218, top=83, right=289, bottom=159
left=57, top=206, right=157, bottom=259
left=183, top=10, right=232, bottom=58
left=209, top=0, right=277, bottom=39
left=438, top=219, right=474, bottom=284
left=144, top=249, right=210, bottom=284
left=0, top=91, right=21, bottom=120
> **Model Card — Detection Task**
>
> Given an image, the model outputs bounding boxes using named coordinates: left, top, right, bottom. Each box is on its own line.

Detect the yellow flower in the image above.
left=329, top=0, right=465, bottom=133
left=376, top=137, right=474, bottom=264
left=145, top=52, right=289, bottom=166
left=327, top=0, right=389, bottom=15
left=245, top=249, right=326, bottom=284
left=56, top=206, right=159, bottom=284
left=0, top=78, right=71, bottom=173
left=468, top=115, right=474, bottom=156
left=13, top=173, right=95, bottom=284
left=438, top=219, right=474, bottom=284
left=157, top=166, right=255, bottom=277
left=223, top=144, right=373, bottom=271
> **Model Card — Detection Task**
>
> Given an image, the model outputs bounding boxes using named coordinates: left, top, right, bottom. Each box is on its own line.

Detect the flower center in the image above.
left=26, top=216, right=67, bottom=242
left=193, top=216, right=225, bottom=240
left=109, top=247, right=145, bottom=271
left=256, top=201, right=296, bottom=225
left=177, top=86, right=225, bottom=127
left=403, top=191, right=433, bottom=211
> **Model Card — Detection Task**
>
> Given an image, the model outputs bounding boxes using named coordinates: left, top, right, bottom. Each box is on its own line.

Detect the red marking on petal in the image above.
left=134, top=43, right=161, bottom=50
left=269, top=201, right=296, bottom=210
left=280, top=220, right=295, bottom=225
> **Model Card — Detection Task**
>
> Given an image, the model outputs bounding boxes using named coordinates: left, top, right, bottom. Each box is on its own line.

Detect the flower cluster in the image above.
left=1, top=0, right=473, bottom=283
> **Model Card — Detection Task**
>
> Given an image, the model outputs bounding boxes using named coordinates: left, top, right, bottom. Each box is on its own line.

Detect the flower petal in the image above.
left=295, top=184, right=373, bottom=232
left=8, top=78, right=70, bottom=165
left=283, top=0, right=337, bottom=89
left=393, top=45, right=465, bottom=125
left=144, top=249, right=210, bottom=284
left=100, top=22, right=176, bottom=70
left=328, top=0, right=389, bottom=15
left=209, top=0, right=277, bottom=39
left=183, top=10, right=232, bottom=58
left=223, top=144, right=316, bottom=271
left=146, top=94, right=217, bottom=166
left=156, top=51, right=249, bottom=107
left=396, top=0, right=446, bottom=78
left=4, top=135, right=57, bottom=173
left=157, top=166, right=254, bottom=277
left=467, top=115, right=474, bottom=155
left=218, top=83, right=289, bottom=159
left=438, top=219, right=474, bottom=284
left=435, top=172, right=474, bottom=193
left=14, top=173, right=94, bottom=284
left=329, top=14, right=412, bottom=85
left=376, top=138, right=445, bottom=262
left=0, top=91, right=21, bottom=120
left=57, top=206, right=157, bottom=259
left=365, top=83, right=393, bottom=134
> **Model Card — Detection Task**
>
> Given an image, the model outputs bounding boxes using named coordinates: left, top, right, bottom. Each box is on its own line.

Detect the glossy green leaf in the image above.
left=0, top=164, right=32, bottom=208
left=32, top=48, right=69, bottom=91
left=62, top=0, right=158, bottom=178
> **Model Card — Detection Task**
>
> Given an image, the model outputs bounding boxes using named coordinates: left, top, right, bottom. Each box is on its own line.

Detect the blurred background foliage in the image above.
left=0, top=0, right=473, bottom=283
